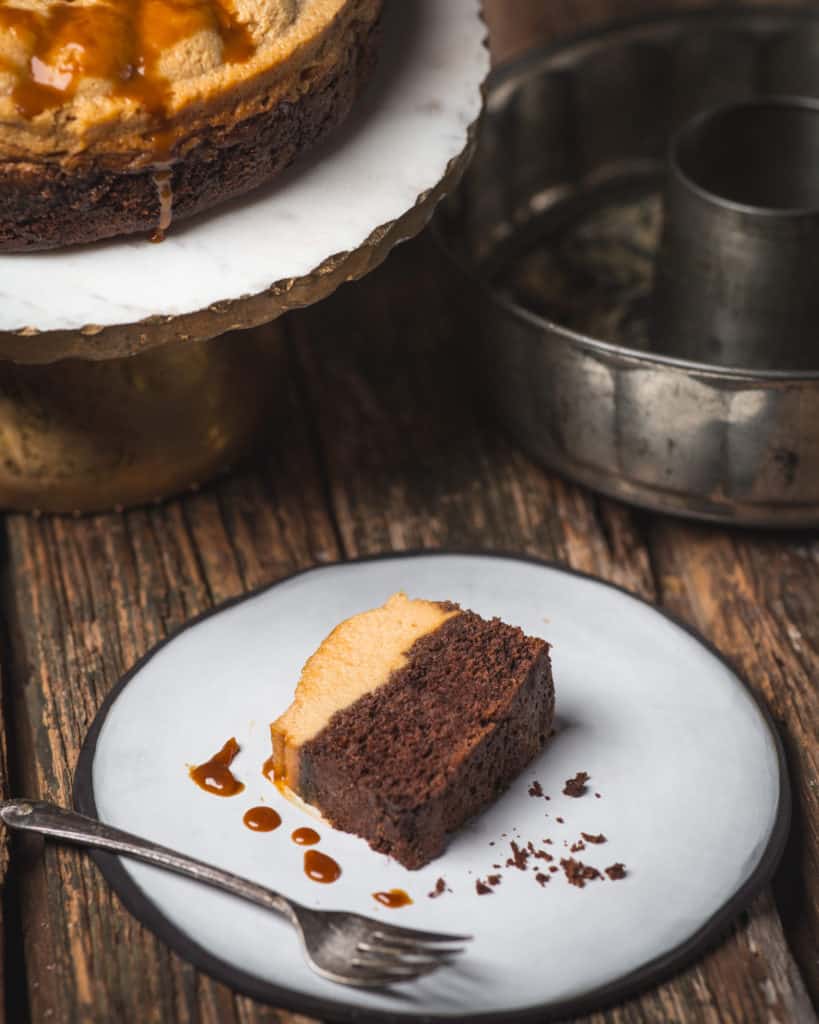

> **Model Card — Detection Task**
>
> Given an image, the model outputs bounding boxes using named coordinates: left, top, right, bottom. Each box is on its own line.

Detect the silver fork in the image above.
left=0, top=799, right=470, bottom=989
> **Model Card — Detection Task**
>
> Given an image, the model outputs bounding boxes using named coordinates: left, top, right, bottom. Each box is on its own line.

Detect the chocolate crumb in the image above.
left=528, top=780, right=544, bottom=798
left=605, top=863, right=627, bottom=881
left=549, top=865, right=559, bottom=873
left=556, top=817, right=565, bottom=824
left=428, top=877, right=448, bottom=899
left=476, top=880, right=493, bottom=895
left=535, top=872, right=550, bottom=887
left=570, top=840, right=586, bottom=853
left=563, top=772, right=590, bottom=798
left=487, top=874, right=502, bottom=887
left=561, top=857, right=602, bottom=888
left=581, top=832, right=607, bottom=844
left=542, top=838, right=553, bottom=845
left=506, top=840, right=530, bottom=871
left=595, top=793, right=601, bottom=799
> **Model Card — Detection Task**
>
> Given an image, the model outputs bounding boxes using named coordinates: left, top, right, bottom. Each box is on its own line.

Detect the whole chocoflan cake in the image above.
left=269, top=593, right=555, bottom=869
left=0, top=0, right=383, bottom=250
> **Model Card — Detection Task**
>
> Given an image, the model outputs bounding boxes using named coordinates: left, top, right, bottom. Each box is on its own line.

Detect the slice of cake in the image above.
left=269, top=593, right=555, bottom=869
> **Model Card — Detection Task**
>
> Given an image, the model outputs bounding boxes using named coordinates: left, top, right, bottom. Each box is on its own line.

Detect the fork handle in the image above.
left=1, top=799, right=295, bottom=922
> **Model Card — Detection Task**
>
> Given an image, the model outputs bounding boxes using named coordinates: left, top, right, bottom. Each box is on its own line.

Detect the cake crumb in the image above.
left=561, top=857, right=602, bottom=888
left=528, top=780, right=545, bottom=798
left=428, top=877, right=448, bottom=899
left=506, top=840, right=530, bottom=871
left=549, top=865, right=559, bottom=873
left=535, top=872, right=550, bottom=887
left=595, top=792, right=602, bottom=799
left=556, top=817, right=565, bottom=824
left=476, top=880, right=493, bottom=895
left=582, top=832, right=607, bottom=844
left=570, top=840, right=586, bottom=853
left=487, top=874, right=502, bottom=887
left=563, top=772, right=590, bottom=798
left=605, top=863, right=627, bottom=881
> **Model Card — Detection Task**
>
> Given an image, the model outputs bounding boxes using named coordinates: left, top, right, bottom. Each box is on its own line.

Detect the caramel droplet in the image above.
left=189, top=737, right=245, bottom=797
left=373, top=889, right=413, bottom=909
left=292, top=827, right=320, bottom=846
left=262, top=754, right=277, bottom=783
left=304, top=849, right=341, bottom=884
left=243, top=806, right=282, bottom=832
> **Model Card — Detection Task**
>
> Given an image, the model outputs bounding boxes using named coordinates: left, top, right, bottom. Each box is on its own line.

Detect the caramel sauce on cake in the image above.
left=0, top=0, right=383, bottom=249
left=0, top=0, right=255, bottom=123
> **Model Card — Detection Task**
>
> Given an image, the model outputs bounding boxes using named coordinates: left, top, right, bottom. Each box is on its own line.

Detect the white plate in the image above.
left=74, top=553, right=789, bottom=1022
left=0, top=0, right=487, bottom=335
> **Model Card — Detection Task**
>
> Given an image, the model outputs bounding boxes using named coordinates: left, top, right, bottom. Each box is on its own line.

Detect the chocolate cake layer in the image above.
left=0, top=4, right=381, bottom=251
left=296, top=609, right=554, bottom=869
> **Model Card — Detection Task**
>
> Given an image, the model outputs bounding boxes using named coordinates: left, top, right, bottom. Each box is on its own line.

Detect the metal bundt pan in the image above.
left=436, top=7, right=819, bottom=527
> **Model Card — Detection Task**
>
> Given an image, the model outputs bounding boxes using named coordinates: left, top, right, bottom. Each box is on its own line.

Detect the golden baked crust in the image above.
left=0, top=0, right=383, bottom=248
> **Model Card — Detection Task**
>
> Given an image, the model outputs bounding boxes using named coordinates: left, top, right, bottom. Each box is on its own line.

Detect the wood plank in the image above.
left=648, top=520, right=819, bottom=1005
left=1, top=328, right=332, bottom=1024
left=287, top=233, right=815, bottom=1023
left=0, top=568, right=10, bottom=1021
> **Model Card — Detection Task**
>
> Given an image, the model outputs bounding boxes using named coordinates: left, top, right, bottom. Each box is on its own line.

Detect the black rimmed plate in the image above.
left=74, top=552, right=789, bottom=1022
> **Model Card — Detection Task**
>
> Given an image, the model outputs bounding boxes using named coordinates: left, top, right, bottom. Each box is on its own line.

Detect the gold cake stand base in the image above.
left=0, top=327, right=283, bottom=514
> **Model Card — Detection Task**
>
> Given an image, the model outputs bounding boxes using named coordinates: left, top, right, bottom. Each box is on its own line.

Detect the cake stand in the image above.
left=0, top=0, right=488, bottom=513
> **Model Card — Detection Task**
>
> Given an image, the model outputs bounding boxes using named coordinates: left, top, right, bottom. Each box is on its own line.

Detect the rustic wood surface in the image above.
left=0, top=2, right=817, bottom=1022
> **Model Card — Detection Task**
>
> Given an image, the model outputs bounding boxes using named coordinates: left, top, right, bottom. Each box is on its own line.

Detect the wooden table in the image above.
left=1, top=2, right=817, bottom=1021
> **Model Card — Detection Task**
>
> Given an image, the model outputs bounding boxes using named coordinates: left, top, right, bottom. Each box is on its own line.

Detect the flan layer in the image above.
left=270, top=593, right=555, bottom=869
left=0, top=0, right=382, bottom=249
left=271, top=593, right=459, bottom=789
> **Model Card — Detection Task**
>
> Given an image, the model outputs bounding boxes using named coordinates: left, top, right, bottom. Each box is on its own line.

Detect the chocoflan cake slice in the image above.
left=269, top=593, right=555, bottom=869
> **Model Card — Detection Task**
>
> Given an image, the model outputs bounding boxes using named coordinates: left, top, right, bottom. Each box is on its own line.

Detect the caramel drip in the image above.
left=303, top=849, right=341, bottom=884
left=189, top=737, right=245, bottom=797
left=151, top=168, right=173, bottom=242
left=291, top=826, right=320, bottom=846
left=243, top=806, right=282, bottom=832
left=373, top=889, right=413, bottom=909
left=0, top=0, right=256, bottom=147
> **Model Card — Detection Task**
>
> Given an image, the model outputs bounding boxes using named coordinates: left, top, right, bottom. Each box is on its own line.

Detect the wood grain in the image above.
left=0, top=563, right=9, bottom=1020
left=0, top=334, right=335, bottom=1024
left=288, top=234, right=817, bottom=1024
left=0, top=2, right=817, bottom=1023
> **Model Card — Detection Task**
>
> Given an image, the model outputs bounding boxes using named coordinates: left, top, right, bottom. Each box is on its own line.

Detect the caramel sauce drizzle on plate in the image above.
left=243, top=805, right=282, bottom=832
left=373, top=888, right=413, bottom=909
left=304, top=849, right=341, bottom=884
left=291, top=826, right=320, bottom=846
left=189, top=736, right=245, bottom=797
